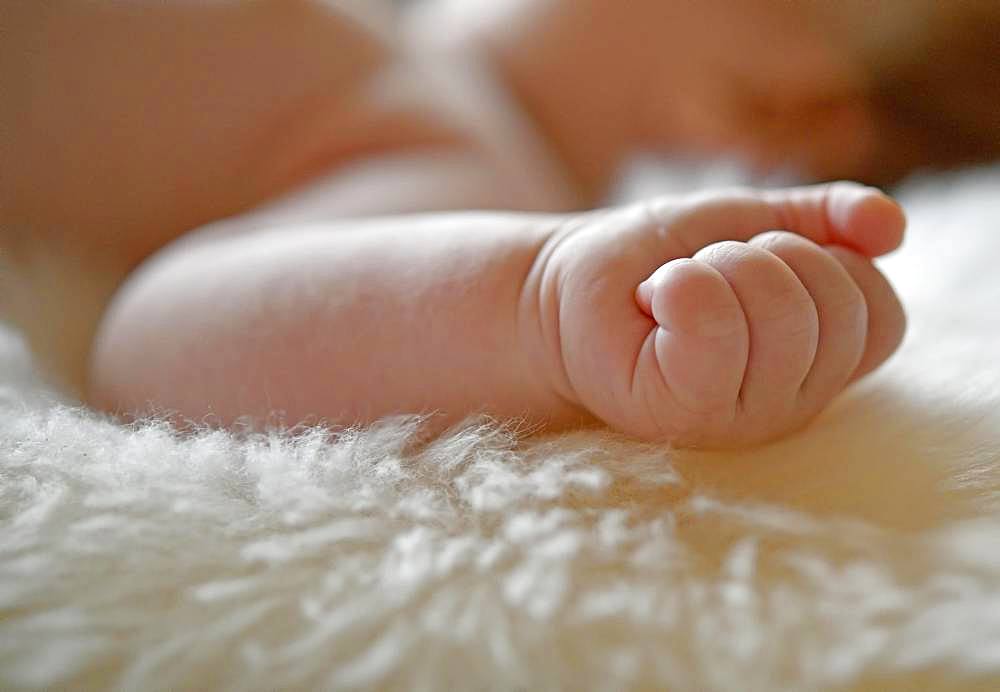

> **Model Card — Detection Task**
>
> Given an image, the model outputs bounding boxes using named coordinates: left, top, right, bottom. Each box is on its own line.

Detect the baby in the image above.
left=2, top=0, right=991, bottom=447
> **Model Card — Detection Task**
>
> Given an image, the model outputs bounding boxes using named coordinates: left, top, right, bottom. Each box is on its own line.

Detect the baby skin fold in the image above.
left=90, top=183, right=905, bottom=447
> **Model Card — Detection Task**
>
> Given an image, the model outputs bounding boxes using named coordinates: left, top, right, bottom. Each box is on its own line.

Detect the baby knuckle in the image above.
left=821, top=285, right=867, bottom=325
left=692, top=303, right=746, bottom=338
left=697, top=240, right=751, bottom=266
left=759, top=288, right=817, bottom=331
left=750, top=229, right=802, bottom=251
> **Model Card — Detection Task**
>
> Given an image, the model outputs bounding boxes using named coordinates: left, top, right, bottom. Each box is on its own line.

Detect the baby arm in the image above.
left=89, top=213, right=586, bottom=430
left=91, top=183, right=905, bottom=447
left=1, top=0, right=574, bottom=396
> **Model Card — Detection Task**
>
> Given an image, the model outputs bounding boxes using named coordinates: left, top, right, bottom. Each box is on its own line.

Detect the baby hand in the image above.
left=526, top=182, right=906, bottom=446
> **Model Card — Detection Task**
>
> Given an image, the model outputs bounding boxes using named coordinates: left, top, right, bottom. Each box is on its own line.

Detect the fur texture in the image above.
left=3, top=165, right=1000, bottom=690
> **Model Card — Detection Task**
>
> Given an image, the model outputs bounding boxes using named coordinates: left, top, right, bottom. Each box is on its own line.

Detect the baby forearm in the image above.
left=89, top=214, right=584, bottom=429
left=3, top=0, right=573, bottom=398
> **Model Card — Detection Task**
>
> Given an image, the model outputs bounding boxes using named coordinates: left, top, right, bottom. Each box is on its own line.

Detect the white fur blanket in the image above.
left=3, top=166, right=1000, bottom=690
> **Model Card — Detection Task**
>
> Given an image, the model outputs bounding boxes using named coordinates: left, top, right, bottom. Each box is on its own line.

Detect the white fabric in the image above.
left=2, top=165, right=1000, bottom=690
